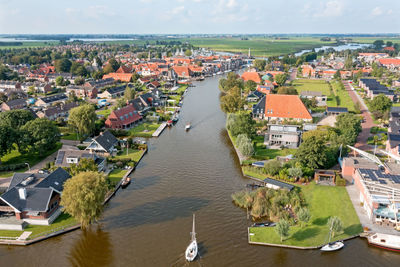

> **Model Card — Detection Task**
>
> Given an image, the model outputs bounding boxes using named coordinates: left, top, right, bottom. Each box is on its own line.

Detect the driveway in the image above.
left=343, top=81, right=376, bottom=150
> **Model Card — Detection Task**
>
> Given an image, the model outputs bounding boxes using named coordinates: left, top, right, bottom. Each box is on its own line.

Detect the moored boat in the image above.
left=185, top=123, right=191, bottom=131
left=320, top=241, right=344, bottom=252
left=121, top=177, right=131, bottom=189
left=185, top=214, right=198, bottom=262
left=367, top=233, right=400, bottom=252
left=167, top=120, right=173, bottom=126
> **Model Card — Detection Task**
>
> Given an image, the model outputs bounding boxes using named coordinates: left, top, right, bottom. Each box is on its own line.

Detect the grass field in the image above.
left=180, top=37, right=334, bottom=57
left=330, top=81, right=356, bottom=112
left=114, top=148, right=144, bottom=162
left=0, top=41, right=58, bottom=50
left=129, top=122, right=161, bottom=137
left=108, top=169, right=128, bottom=184
left=96, top=109, right=112, bottom=118
left=249, top=182, right=362, bottom=247
left=0, top=142, right=62, bottom=168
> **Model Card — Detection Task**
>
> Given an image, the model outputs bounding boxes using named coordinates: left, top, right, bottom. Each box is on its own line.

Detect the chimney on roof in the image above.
left=18, top=188, right=27, bottom=200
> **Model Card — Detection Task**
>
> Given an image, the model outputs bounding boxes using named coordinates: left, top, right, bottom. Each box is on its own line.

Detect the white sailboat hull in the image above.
left=320, top=241, right=344, bottom=251
left=185, top=240, right=198, bottom=261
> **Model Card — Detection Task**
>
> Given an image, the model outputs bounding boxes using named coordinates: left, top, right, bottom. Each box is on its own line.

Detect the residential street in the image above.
left=343, top=81, right=376, bottom=150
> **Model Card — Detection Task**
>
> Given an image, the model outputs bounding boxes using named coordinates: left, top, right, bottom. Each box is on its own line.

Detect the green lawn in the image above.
left=0, top=41, right=59, bottom=50
left=292, top=79, right=337, bottom=106
left=0, top=143, right=62, bottom=171
left=96, top=109, right=112, bottom=118
left=114, top=148, right=144, bottom=162
left=330, top=81, right=356, bottom=112
left=108, top=168, right=128, bottom=183
left=249, top=183, right=362, bottom=247
left=0, top=212, right=78, bottom=240
left=252, top=135, right=296, bottom=160
left=180, top=37, right=334, bottom=57
left=129, top=122, right=161, bottom=138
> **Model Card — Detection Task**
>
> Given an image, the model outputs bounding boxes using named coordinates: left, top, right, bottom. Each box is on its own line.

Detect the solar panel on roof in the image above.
left=379, top=180, right=387, bottom=184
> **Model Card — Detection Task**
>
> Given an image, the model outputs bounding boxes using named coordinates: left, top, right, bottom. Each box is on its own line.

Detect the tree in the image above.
left=295, top=136, right=327, bottom=169
left=124, top=86, right=135, bottom=101
left=373, top=40, right=384, bottom=50
left=21, top=118, right=60, bottom=155
left=345, top=56, right=353, bottom=70
left=334, top=70, right=341, bottom=80
left=56, top=76, right=65, bottom=86
left=69, top=158, right=98, bottom=176
left=297, top=208, right=311, bottom=227
left=244, top=80, right=257, bottom=93
left=226, top=113, right=255, bottom=137
left=184, top=49, right=192, bottom=57
left=264, top=160, right=281, bottom=176
left=61, top=171, right=108, bottom=228
left=275, top=219, right=290, bottom=242
left=0, top=125, right=14, bottom=162
left=369, top=94, right=392, bottom=114
left=220, top=86, right=244, bottom=113
left=107, top=58, right=120, bottom=72
left=277, top=86, right=297, bottom=95
left=288, top=167, right=302, bottom=180
left=274, top=73, right=288, bottom=87
left=236, top=134, right=254, bottom=157
left=386, top=41, right=393, bottom=47
left=74, top=77, right=85, bottom=85
left=68, top=104, right=97, bottom=138
left=55, top=58, right=72, bottom=72
left=335, top=113, right=362, bottom=145
left=253, top=59, right=266, bottom=71
left=327, top=216, right=343, bottom=238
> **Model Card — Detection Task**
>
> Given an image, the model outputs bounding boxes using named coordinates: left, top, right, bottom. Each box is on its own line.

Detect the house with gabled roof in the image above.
left=253, top=94, right=312, bottom=122
left=241, top=71, right=261, bottom=84
left=104, top=105, right=143, bottom=131
left=85, top=130, right=119, bottom=156
left=0, top=168, right=71, bottom=228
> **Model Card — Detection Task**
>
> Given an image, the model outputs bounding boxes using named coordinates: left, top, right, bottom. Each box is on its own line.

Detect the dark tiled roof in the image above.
left=8, top=173, right=47, bottom=191
left=39, top=94, right=67, bottom=104
left=1, top=187, right=53, bottom=212
left=35, top=167, right=71, bottom=193
left=93, top=130, right=118, bottom=152
left=4, top=98, right=26, bottom=108
left=252, top=96, right=266, bottom=115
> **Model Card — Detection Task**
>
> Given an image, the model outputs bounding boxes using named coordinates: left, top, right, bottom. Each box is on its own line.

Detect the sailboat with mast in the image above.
left=185, top=214, right=198, bottom=261
left=320, top=220, right=345, bottom=251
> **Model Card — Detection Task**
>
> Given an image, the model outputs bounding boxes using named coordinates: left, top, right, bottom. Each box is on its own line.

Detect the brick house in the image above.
left=105, top=105, right=143, bottom=130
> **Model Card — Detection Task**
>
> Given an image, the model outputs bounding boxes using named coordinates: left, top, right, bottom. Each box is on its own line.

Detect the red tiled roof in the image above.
left=264, top=94, right=312, bottom=120
left=257, top=85, right=271, bottom=95
left=173, top=66, right=192, bottom=77
left=103, top=73, right=132, bottom=82
left=384, top=47, right=395, bottom=51
left=378, top=58, right=400, bottom=66
left=241, top=72, right=261, bottom=83
left=116, top=65, right=132, bottom=73
left=105, top=104, right=142, bottom=129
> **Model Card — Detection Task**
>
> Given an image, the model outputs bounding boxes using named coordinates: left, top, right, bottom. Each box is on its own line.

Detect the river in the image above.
left=1, top=75, right=400, bottom=266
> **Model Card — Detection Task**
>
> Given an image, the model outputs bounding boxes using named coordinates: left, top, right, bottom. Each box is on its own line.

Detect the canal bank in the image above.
left=0, top=74, right=399, bottom=266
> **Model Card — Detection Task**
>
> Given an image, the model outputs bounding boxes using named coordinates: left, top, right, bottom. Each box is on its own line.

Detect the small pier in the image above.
left=152, top=122, right=167, bottom=137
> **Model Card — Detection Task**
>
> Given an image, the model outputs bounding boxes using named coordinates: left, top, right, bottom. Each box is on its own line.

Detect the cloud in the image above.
left=314, top=1, right=344, bottom=17
left=371, top=6, right=383, bottom=16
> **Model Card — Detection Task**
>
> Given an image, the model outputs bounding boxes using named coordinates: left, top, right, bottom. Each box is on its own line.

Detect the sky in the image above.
left=0, top=0, right=400, bottom=34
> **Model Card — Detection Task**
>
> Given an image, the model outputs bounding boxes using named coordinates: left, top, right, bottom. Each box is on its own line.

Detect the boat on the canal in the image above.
left=367, top=233, right=400, bottom=252
left=185, top=123, right=191, bottom=131
left=185, top=214, right=198, bottom=262
left=121, top=177, right=131, bottom=189
left=320, top=220, right=344, bottom=251
left=167, top=120, right=173, bottom=126
left=320, top=241, right=344, bottom=252
left=172, top=114, right=179, bottom=123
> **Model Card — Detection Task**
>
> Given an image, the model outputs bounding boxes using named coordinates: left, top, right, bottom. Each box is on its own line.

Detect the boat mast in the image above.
left=191, top=214, right=196, bottom=241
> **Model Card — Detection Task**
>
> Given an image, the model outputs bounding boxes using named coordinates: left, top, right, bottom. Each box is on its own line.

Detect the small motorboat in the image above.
left=121, top=177, right=131, bottom=189
left=185, top=214, right=198, bottom=262
left=367, top=233, right=400, bottom=252
left=185, top=123, right=191, bottom=131
left=167, top=120, right=173, bottom=126
left=320, top=241, right=344, bottom=252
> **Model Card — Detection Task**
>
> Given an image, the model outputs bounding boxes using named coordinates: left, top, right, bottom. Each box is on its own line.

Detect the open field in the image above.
left=180, top=37, right=334, bottom=57
left=129, top=122, right=161, bottom=137
left=0, top=41, right=58, bottom=50
left=330, top=81, right=356, bottom=112
left=249, top=182, right=362, bottom=247
left=293, top=79, right=331, bottom=95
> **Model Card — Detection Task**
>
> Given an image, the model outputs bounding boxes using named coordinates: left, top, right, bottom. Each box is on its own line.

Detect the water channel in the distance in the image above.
left=0, top=74, right=399, bottom=267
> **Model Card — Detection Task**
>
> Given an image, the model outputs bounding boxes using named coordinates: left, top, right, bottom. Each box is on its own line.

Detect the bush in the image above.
left=335, top=174, right=346, bottom=186
left=264, top=160, right=282, bottom=176
left=236, top=134, right=254, bottom=157
left=0, top=163, right=26, bottom=172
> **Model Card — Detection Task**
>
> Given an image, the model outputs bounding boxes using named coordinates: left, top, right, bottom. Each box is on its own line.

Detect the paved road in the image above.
left=343, top=81, right=376, bottom=150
